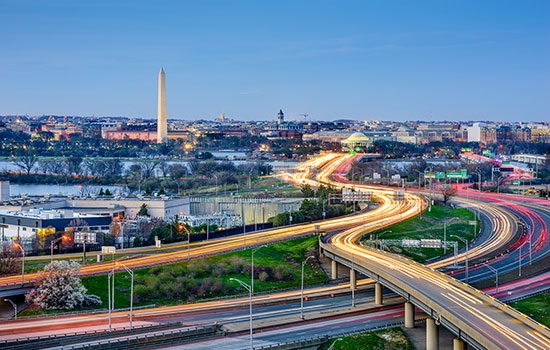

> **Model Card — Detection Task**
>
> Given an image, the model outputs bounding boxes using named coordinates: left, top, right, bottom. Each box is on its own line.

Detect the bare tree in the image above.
left=440, top=185, right=458, bottom=203
left=140, top=160, right=160, bottom=178
left=157, top=161, right=170, bottom=177
left=0, top=245, right=22, bottom=275
left=12, top=153, right=38, bottom=175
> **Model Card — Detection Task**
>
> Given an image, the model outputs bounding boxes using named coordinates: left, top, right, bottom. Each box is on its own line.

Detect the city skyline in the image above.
left=1, top=1, right=548, bottom=121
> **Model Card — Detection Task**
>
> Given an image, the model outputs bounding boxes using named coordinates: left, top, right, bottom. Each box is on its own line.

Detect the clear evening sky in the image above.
left=1, top=1, right=548, bottom=122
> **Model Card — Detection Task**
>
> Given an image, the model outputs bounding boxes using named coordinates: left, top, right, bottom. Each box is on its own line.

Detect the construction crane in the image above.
left=299, top=113, right=309, bottom=122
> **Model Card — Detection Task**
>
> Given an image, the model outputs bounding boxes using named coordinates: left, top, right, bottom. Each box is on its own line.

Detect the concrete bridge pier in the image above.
left=404, top=301, right=414, bottom=328
left=453, top=338, right=466, bottom=350
left=350, top=269, right=356, bottom=290
left=331, top=260, right=338, bottom=279
left=374, top=282, right=383, bottom=305
left=426, top=318, right=439, bottom=350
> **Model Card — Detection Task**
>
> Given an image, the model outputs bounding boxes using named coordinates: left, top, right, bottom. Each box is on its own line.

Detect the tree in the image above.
left=440, top=185, right=457, bottom=203
left=169, top=163, right=188, bottom=179
left=140, top=160, right=160, bottom=178
left=12, top=152, right=38, bottom=175
left=301, top=184, right=315, bottom=198
left=25, top=261, right=101, bottom=310
left=0, top=245, right=22, bottom=275
left=299, top=199, right=322, bottom=221
left=65, top=156, right=83, bottom=176
left=138, top=203, right=150, bottom=217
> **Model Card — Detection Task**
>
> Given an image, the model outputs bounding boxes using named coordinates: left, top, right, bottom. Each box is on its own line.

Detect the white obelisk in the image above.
left=157, top=68, right=168, bottom=143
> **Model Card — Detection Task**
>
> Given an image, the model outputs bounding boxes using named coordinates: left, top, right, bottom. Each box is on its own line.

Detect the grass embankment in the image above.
left=190, top=176, right=298, bottom=196
left=319, top=328, right=414, bottom=350
left=510, top=293, right=550, bottom=326
left=20, top=236, right=326, bottom=316
left=367, top=205, right=479, bottom=263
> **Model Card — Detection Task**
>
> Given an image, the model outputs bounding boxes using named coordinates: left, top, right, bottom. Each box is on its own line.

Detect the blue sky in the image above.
left=1, top=0, right=548, bottom=122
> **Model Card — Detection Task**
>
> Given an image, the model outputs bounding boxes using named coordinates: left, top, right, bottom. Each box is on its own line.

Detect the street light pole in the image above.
left=443, top=217, right=459, bottom=255
left=519, top=246, right=522, bottom=277
left=301, top=256, right=314, bottom=319
left=328, top=338, right=343, bottom=350
left=50, top=235, right=70, bottom=263
left=351, top=253, right=355, bottom=307
left=230, top=278, right=253, bottom=350
left=115, top=262, right=134, bottom=328
left=452, top=235, right=469, bottom=283
left=13, top=242, right=24, bottom=285
left=108, top=272, right=112, bottom=330
left=482, top=263, right=499, bottom=297
left=4, top=298, right=17, bottom=319
left=213, top=174, right=218, bottom=195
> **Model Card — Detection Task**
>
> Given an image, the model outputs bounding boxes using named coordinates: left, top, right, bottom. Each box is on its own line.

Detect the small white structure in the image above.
left=0, top=181, right=9, bottom=201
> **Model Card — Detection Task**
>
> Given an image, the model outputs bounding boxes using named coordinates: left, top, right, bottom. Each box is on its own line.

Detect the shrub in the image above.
left=259, top=271, right=269, bottom=282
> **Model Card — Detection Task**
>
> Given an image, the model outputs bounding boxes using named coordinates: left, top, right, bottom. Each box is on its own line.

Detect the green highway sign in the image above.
left=436, top=172, right=446, bottom=178
left=447, top=169, right=468, bottom=179
left=513, top=181, right=521, bottom=185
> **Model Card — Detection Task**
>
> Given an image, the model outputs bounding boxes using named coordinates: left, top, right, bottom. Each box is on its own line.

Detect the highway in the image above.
left=3, top=153, right=550, bottom=350
left=306, top=154, right=550, bottom=349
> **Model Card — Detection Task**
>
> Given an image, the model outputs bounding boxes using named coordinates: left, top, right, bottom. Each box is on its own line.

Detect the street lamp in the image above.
left=50, top=234, right=70, bottom=263
left=108, top=271, right=113, bottom=330
left=482, top=263, right=499, bottom=297
left=425, top=166, right=434, bottom=212
left=443, top=217, right=460, bottom=255
left=301, top=255, right=315, bottom=319
left=251, top=245, right=267, bottom=296
left=115, top=261, right=134, bottom=328
left=230, top=278, right=253, bottom=350
left=451, top=235, right=469, bottom=283
left=4, top=298, right=17, bottom=319
left=378, top=230, right=392, bottom=249
left=178, top=224, right=191, bottom=261
left=213, top=174, right=218, bottom=195
left=13, top=242, right=24, bottom=285
left=327, top=338, right=343, bottom=350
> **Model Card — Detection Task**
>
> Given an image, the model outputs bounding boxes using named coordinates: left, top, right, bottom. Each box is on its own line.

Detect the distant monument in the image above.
left=157, top=68, right=168, bottom=143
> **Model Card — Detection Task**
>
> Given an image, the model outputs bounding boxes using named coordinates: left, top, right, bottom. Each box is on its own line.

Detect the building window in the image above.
left=22, top=227, right=27, bottom=231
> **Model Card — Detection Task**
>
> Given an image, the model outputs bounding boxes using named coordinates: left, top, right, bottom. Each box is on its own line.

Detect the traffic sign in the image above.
left=74, top=232, right=97, bottom=244
left=436, top=172, right=446, bottom=179
left=421, top=239, right=442, bottom=248
left=102, top=246, right=116, bottom=254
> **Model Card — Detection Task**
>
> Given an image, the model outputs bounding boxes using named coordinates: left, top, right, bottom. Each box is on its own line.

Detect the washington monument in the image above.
left=157, top=68, right=167, bottom=143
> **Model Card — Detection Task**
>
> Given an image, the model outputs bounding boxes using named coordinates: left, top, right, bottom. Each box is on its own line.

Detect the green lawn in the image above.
left=20, top=236, right=326, bottom=316
left=365, top=205, right=479, bottom=263
left=510, top=293, right=550, bottom=326
left=319, top=328, right=414, bottom=350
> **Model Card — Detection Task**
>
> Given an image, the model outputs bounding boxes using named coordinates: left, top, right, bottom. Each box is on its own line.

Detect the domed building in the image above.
left=341, top=131, right=395, bottom=151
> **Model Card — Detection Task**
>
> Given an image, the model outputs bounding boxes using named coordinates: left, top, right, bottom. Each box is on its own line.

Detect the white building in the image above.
left=467, top=123, right=481, bottom=142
